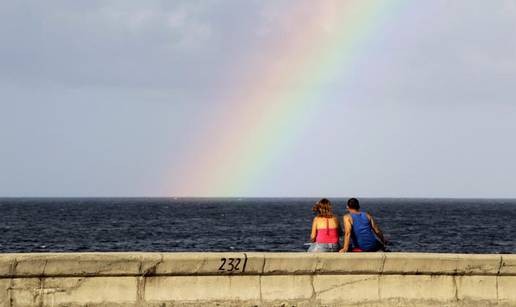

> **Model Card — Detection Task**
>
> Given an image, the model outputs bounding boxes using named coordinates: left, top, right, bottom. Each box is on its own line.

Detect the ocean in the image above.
left=0, top=198, right=514, bottom=254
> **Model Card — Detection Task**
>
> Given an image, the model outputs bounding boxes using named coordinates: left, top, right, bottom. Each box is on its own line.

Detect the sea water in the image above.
left=0, top=198, right=514, bottom=254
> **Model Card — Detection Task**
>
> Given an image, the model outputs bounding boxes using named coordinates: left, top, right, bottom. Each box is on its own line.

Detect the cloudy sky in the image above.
left=1, top=0, right=515, bottom=197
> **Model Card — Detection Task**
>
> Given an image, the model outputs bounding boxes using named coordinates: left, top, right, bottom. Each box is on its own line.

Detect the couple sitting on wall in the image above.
left=308, top=198, right=386, bottom=253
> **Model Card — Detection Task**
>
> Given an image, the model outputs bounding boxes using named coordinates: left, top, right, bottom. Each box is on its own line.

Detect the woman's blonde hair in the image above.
left=312, top=198, right=334, bottom=218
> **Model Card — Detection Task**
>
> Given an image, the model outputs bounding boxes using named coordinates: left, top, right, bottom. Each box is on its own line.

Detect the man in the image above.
left=339, top=198, right=386, bottom=253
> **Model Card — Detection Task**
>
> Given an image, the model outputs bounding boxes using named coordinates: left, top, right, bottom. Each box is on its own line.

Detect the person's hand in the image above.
left=382, top=236, right=390, bottom=246
left=381, top=239, right=389, bottom=246
left=339, top=248, right=347, bottom=253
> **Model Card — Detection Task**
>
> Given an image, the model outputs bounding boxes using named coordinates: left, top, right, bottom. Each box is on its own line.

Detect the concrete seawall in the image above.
left=0, top=252, right=514, bottom=306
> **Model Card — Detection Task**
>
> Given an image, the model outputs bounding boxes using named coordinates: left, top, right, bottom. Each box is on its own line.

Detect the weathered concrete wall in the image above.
left=0, top=252, right=514, bottom=306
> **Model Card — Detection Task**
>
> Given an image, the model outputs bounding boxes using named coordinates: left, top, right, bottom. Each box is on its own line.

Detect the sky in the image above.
left=1, top=0, right=516, bottom=198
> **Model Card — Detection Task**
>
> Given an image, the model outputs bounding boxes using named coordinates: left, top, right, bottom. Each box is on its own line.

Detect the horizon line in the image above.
left=1, top=196, right=516, bottom=200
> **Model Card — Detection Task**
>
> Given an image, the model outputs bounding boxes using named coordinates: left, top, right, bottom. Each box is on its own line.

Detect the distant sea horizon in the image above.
left=2, top=196, right=516, bottom=199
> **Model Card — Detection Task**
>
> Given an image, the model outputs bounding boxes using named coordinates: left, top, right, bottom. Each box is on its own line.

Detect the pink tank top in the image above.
left=315, top=218, right=339, bottom=244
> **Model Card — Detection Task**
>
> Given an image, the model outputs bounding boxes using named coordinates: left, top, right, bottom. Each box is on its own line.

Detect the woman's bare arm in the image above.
left=310, top=217, right=318, bottom=242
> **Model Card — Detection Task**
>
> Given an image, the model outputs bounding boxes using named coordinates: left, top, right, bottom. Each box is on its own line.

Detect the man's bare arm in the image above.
left=367, top=213, right=385, bottom=244
left=339, top=215, right=352, bottom=253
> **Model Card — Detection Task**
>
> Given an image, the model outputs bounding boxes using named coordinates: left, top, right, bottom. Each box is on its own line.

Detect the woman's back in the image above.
left=314, top=216, right=340, bottom=244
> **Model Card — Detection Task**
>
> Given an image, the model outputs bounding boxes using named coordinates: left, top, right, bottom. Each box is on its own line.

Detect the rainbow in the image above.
left=170, top=1, right=406, bottom=197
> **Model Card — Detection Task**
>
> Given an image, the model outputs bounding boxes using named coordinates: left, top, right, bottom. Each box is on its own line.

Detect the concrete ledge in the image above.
left=1, top=252, right=513, bottom=277
left=0, top=252, right=514, bottom=306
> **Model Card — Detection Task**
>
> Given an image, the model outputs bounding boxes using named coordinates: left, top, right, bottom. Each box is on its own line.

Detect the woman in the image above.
left=308, top=198, right=341, bottom=252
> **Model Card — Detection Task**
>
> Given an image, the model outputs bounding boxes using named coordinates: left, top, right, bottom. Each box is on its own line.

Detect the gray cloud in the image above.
left=0, top=1, right=266, bottom=91
left=1, top=0, right=516, bottom=197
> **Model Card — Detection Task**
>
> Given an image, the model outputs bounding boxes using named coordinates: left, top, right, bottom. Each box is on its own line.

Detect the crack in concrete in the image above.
left=36, top=276, right=45, bottom=307
left=377, top=254, right=387, bottom=301
left=8, top=258, right=18, bottom=276
left=136, top=259, right=144, bottom=303
left=309, top=274, right=316, bottom=304
left=452, top=275, right=459, bottom=302
left=315, top=276, right=378, bottom=296
left=60, top=277, right=89, bottom=293
left=142, top=255, right=164, bottom=276
left=258, top=275, right=263, bottom=303
left=195, top=257, right=207, bottom=274
left=497, top=256, right=503, bottom=274
left=496, top=255, right=503, bottom=301
left=35, top=260, right=49, bottom=307
left=29, top=276, right=90, bottom=304
left=377, top=275, right=382, bottom=301
left=380, top=253, right=387, bottom=274
left=314, top=255, right=322, bottom=274
left=7, top=258, right=18, bottom=307
left=137, top=254, right=164, bottom=303
left=93, top=261, right=136, bottom=276
left=258, top=256, right=266, bottom=304
left=41, top=260, right=48, bottom=277
left=260, top=256, right=266, bottom=275
left=464, top=264, right=495, bottom=274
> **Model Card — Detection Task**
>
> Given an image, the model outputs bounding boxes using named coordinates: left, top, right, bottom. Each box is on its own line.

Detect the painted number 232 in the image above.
left=219, top=258, right=245, bottom=272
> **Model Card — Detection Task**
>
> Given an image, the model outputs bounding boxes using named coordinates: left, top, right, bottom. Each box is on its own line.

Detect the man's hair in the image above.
left=347, top=198, right=360, bottom=210
left=312, top=198, right=334, bottom=218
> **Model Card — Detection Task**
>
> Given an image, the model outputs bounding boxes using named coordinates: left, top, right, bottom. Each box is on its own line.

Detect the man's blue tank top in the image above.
left=350, top=212, right=380, bottom=252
